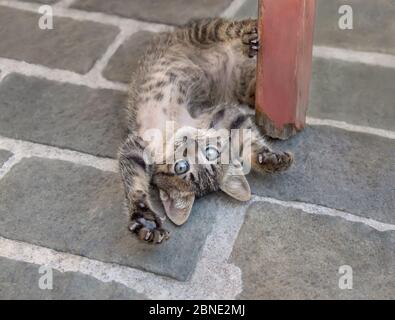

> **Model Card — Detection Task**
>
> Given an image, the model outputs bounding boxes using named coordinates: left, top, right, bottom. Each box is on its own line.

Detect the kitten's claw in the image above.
left=242, top=27, right=259, bottom=58
left=128, top=192, right=170, bottom=244
left=129, top=222, right=140, bottom=232
left=129, top=217, right=170, bottom=244
left=258, top=151, right=293, bottom=173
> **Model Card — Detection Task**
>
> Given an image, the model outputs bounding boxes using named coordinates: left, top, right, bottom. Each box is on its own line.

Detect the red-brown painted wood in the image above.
left=256, top=0, right=316, bottom=139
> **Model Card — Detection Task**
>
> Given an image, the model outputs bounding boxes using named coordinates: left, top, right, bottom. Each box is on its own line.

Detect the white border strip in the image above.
left=0, top=154, right=22, bottom=179
left=0, top=70, right=8, bottom=82
left=0, top=1, right=170, bottom=32
left=221, top=0, right=249, bottom=18
left=252, top=195, right=395, bottom=232
left=0, top=135, right=117, bottom=173
left=54, top=0, right=77, bottom=8
left=314, top=46, right=395, bottom=69
left=0, top=57, right=128, bottom=91
left=307, top=117, right=395, bottom=140
left=86, top=28, right=136, bottom=80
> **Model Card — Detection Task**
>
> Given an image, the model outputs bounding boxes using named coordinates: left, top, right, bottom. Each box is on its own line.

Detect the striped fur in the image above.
left=119, top=18, right=293, bottom=244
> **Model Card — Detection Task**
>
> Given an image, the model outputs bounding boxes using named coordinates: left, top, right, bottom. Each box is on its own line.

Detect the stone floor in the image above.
left=0, top=0, right=394, bottom=299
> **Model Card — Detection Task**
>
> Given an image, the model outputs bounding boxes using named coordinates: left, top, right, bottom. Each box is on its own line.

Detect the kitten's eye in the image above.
left=205, top=146, right=220, bottom=161
left=174, top=159, right=190, bottom=175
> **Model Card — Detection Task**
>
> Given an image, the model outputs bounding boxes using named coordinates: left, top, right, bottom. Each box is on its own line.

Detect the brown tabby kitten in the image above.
left=119, top=18, right=293, bottom=244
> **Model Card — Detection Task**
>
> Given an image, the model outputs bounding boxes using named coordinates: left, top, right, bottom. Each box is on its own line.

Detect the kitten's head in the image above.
left=152, top=127, right=251, bottom=225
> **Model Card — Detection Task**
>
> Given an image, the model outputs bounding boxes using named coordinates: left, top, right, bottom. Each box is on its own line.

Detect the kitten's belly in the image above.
left=137, top=103, right=201, bottom=163
left=136, top=102, right=200, bottom=138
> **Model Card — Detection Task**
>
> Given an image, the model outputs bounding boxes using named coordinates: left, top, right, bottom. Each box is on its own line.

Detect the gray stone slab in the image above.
left=0, top=257, right=147, bottom=300
left=231, top=202, right=395, bottom=299
left=0, top=7, right=119, bottom=74
left=103, top=31, right=157, bottom=83
left=309, top=58, right=395, bottom=131
left=315, top=0, right=395, bottom=55
left=247, top=126, right=395, bottom=224
left=0, top=158, right=230, bottom=281
left=72, top=0, right=233, bottom=26
left=233, top=0, right=258, bottom=19
left=0, top=74, right=127, bottom=158
left=0, top=149, right=12, bottom=167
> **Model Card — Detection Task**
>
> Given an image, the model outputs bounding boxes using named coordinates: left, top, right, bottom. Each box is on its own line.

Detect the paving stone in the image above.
left=309, top=58, right=395, bottom=131
left=247, top=125, right=395, bottom=224
left=103, top=31, right=157, bottom=83
left=0, top=257, right=147, bottom=300
left=72, top=0, right=233, bottom=26
left=0, top=7, right=119, bottom=74
left=0, top=150, right=12, bottom=167
left=0, top=74, right=127, bottom=158
left=0, top=158, right=234, bottom=281
left=231, top=202, right=395, bottom=299
left=315, top=0, right=395, bottom=55
left=233, top=0, right=258, bottom=19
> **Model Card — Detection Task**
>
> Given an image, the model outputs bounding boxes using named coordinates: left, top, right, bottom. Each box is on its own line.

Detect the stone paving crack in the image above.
left=0, top=154, right=21, bottom=180
left=252, top=195, right=395, bottom=233
left=314, top=46, right=395, bottom=69
left=54, top=0, right=77, bottom=8
left=0, top=135, right=117, bottom=173
left=222, top=0, right=249, bottom=18
left=0, top=57, right=128, bottom=92
left=307, top=117, right=395, bottom=140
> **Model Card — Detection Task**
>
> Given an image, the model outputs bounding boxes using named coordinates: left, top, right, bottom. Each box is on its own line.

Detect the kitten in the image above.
left=119, top=18, right=293, bottom=244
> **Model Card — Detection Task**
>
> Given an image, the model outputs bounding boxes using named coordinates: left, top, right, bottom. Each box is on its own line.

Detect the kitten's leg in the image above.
left=119, top=135, right=170, bottom=244
left=181, top=18, right=258, bottom=46
left=207, top=105, right=293, bottom=173
left=227, top=22, right=258, bottom=106
left=214, top=106, right=292, bottom=173
left=236, top=63, right=256, bottom=107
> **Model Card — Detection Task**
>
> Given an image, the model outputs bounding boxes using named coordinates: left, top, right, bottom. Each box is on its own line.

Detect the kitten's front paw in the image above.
left=242, top=27, right=259, bottom=58
left=129, top=217, right=170, bottom=244
left=258, top=151, right=293, bottom=173
left=128, top=194, right=170, bottom=244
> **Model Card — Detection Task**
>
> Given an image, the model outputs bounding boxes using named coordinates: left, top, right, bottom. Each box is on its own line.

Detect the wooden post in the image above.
left=256, top=0, right=316, bottom=139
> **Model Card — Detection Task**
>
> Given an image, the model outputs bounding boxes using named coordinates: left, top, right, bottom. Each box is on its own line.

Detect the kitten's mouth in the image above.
left=159, top=190, right=195, bottom=226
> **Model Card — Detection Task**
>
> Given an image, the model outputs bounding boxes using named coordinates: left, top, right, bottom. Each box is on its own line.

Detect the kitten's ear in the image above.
left=220, top=169, right=251, bottom=202
left=160, top=190, right=195, bottom=226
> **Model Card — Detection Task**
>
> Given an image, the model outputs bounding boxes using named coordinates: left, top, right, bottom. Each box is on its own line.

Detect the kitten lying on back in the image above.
left=119, top=18, right=293, bottom=244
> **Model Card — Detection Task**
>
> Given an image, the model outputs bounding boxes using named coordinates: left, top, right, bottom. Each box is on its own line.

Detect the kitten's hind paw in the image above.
left=257, top=150, right=293, bottom=173
left=129, top=217, right=170, bottom=244
left=242, top=27, right=259, bottom=58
